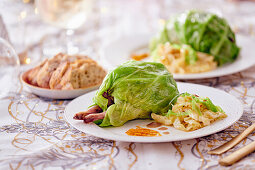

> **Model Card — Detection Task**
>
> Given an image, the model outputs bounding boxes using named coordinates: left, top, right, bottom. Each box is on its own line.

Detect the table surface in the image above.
left=0, top=0, right=255, bottom=169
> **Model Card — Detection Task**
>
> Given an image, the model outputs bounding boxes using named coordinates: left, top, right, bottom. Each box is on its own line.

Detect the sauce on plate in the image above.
left=131, top=53, right=149, bottom=61
left=158, top=127, right=168, bottom=130
left=146, top=122, right=162, bottom=128
left=163, top=132, right=170, bottom=135
left=126, top=126, right=161, bottom=137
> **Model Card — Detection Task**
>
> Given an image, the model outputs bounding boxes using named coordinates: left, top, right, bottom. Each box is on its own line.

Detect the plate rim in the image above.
left=21, top=71, right=100, bottom=92
left=64, top=82, right=244, bottom=143
left=20, top=71, right=100, bottom=99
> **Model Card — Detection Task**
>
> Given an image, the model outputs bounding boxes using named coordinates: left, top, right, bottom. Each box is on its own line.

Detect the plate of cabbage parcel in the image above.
left=64, top=61, right=243, bottom=143
left=101, top=10, right=255, bottom=79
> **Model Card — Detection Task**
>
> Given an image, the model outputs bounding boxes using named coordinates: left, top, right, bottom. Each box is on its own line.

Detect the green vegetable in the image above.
left=216, top=106, right=224, bottom=113
left=183, top=45, right=198, bottom=65
left=165, top=93, right=225, bottom=117
left=198, top=98, right=218, bottom=112
left=150, top=10, right=240, bottom=65
left=180, top=93, right=224, bottom=113
left=191, top=97, right=202, bottom=116
left=93, top=61, right=179, bottom=127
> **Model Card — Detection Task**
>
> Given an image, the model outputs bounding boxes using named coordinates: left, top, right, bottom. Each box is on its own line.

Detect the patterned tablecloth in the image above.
left=0, top=0, right=255, bottom=169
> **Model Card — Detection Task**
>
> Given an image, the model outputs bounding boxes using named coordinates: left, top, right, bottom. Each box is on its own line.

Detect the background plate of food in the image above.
left=64, top=61, right=243, bottom=143
left=21, top=53, right=107, bottom=99
left=101, top=10, right=255, bottom=79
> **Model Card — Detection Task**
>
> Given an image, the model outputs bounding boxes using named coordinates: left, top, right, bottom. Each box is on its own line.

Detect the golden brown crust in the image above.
left=57, top=64, right=73, bottom=90
left=36, top=54, right=63, bottom=88
left=49, top=61, right=70, bottom=89
left=26, top=59, right=48, bottom=86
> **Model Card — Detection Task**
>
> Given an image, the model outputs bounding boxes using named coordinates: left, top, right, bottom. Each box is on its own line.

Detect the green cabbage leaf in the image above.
left=150, top=10, right=240, bottom=65
left=93, top=61, right=179, bottom=127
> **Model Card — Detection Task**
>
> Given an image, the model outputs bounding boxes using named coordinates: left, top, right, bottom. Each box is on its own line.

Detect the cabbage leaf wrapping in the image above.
left=150, top=10, right=240, bottom=65
left=93, top=61, right=179, bottom=127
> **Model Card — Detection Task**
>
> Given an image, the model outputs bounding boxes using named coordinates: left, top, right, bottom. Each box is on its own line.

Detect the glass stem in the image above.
left=60, top=29, right=79, bottom=55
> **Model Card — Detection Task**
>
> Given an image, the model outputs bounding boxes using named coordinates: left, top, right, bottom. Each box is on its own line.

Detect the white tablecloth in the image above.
left=0, top=0, right=255, bottom=169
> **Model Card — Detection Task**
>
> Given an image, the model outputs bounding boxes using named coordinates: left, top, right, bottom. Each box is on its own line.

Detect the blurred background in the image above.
left=0, top=0, right=255, bottom=65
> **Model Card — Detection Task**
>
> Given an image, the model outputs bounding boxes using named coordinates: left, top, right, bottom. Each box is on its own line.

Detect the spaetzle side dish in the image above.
left=153, top=43, right=217, bottom=74
left=151, top=93, right=227, bottom=131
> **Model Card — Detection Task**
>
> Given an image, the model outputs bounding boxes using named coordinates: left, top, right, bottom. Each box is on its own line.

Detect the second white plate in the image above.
left=64, top=82, right=243, bottom=143
left=21, top=72, right=100, bottom=99
left=101, top=34, right=255, bottom=79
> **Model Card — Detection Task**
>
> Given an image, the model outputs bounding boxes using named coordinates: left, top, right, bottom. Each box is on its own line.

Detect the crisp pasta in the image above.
left=151, top=93, right=227, bottom=131
left=155, top=43, right=217, bottom=74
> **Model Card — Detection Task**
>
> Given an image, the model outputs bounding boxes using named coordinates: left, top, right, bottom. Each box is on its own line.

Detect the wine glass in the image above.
left=0, top=37, right=20, bottom=99
left=35, top=0, right=93, bottom=56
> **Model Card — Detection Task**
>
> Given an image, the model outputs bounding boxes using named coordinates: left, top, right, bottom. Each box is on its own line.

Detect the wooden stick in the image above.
left=219, top=140, right=255, bottom=166
left=208, top=123, right=255, bottom=155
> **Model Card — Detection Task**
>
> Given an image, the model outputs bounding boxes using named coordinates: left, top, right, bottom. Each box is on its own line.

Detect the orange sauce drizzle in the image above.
left=146, top=122, right=162, bottom=128
left=158, top=127, right=168, bottom=130
left=126, top=126, right=161, bottom=137
left=131, top=53, right=149, bottom=61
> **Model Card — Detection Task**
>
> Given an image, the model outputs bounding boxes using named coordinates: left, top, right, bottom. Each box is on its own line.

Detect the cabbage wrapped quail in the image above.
left=74, top=61, right=179, bottom=127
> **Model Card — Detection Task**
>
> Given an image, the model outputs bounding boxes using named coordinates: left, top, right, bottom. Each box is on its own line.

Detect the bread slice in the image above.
left=50, top=59, right=107, bottom=90
left=26, top=53, right=106, bottom=90
left=25, top=59, right=47, bottom=86
left=36, top=53, right=64, bottom=88
left=49, top=61, right=70, bottom=89
left=74, top=59, right=106, bottom=89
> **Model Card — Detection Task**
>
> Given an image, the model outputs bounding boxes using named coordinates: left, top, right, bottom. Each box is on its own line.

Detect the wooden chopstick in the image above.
left=219, top=140, right=255, bottom=166
left=208, top=123, right=255, bottom=155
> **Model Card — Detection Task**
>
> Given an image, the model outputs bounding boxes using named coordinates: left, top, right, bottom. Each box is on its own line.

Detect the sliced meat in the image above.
left=86, top=105, right=102, bottom=113
left=103, top=92, right=114, bottom=106
left=73, top=105, right=102, bottom=120
left=83, top=111, right=106, bottom=123
left=73, top=91, right=113, bottom=124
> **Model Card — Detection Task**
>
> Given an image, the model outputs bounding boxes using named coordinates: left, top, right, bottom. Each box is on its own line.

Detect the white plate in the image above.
left=101, top=34, right=255, bottom=79
left=64, top=82, right=243, bottom=143
left=21, top=72, right=100, bottom=99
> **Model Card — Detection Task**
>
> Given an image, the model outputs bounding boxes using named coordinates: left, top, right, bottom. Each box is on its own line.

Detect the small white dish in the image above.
left=21, top=72, right=100, bottom=99
left=64, top=82, right=243, bottom=143
left=101, top=34, right=255, bottom=79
